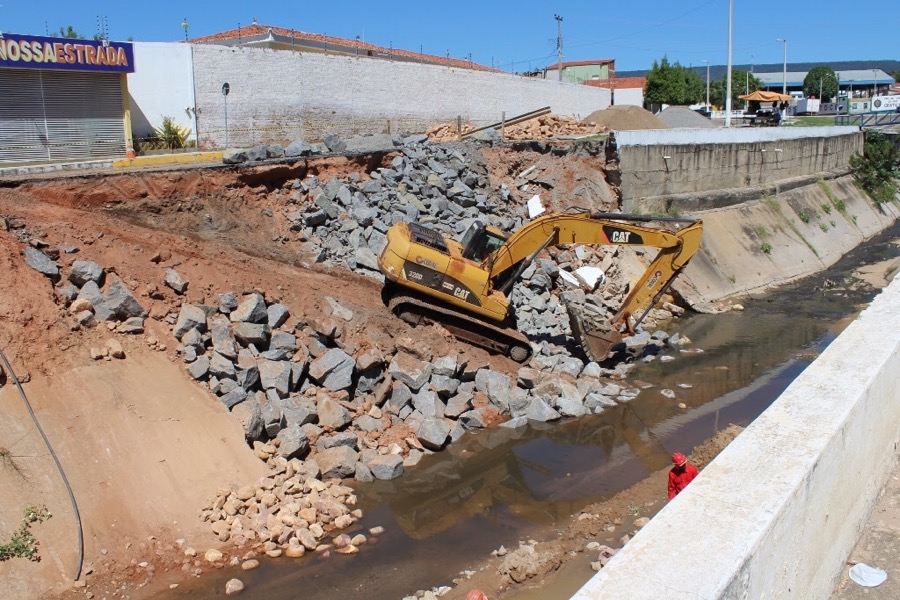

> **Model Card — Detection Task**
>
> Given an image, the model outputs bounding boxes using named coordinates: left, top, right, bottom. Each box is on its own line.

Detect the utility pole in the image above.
left=776, top=38, right=787, bottom=95
left=703, top=60, right=710, bottom=108
left=554, top=14, right=563, bottom=82
left=725, top=0, right=733, bottom=126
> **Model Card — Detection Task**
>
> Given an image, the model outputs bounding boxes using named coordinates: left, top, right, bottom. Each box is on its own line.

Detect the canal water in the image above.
left=153, top=222, right=899, bottom=600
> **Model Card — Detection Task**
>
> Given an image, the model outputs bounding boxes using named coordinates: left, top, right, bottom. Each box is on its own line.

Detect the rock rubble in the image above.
left=10, top=132, right=698, bottom=576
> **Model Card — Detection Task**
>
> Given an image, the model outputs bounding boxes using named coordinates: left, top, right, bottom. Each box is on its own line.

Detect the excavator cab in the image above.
left=460, top=221, right=507, bottom=264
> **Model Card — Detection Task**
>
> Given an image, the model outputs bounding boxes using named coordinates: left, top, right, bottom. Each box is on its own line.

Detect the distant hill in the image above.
left=618, top=60, right=900, bottom=81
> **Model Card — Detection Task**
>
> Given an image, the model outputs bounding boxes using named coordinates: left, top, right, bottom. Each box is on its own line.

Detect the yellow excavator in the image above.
left=377, top=209, right=703, bottom=363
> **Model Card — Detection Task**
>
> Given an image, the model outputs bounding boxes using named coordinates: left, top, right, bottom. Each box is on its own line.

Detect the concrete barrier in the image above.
left=573, top=274, right=900, bottom=599
left=613, top=127, right=863, bottom=207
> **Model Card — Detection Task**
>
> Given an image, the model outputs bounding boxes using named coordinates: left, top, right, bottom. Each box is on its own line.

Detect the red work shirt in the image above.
left=668, top=463, right=699, bottom=499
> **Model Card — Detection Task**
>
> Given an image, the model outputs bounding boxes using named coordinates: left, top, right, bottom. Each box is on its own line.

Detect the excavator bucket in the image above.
left=566, top=303, right=623, bottom=363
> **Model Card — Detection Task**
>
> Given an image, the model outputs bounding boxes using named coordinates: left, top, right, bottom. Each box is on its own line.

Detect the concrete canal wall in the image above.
left=614, top=127, right=863, bottom=210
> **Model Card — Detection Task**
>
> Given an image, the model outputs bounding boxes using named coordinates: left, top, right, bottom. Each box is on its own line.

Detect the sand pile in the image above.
left=583, top=105, right=668, bottom=131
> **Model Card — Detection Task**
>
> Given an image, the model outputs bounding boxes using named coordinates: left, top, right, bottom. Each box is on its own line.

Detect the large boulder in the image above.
left=276, top=425, right=309, bottom=459
left=308, top=349, right=355, bottom=391
left=230, top=293, right=268, bottom=324
left=316, top=446, right=358, bottom=479
left=317, top=396, right=352, bottom=430
left=367, top=454, right=404, bottom=481
left=174, top=304, right=208, bottom=340
left=68, top=260, right=104, bottom=287
left=417, top=417, right=451, bottom=450
left=105, top=280, right=146, bottom=319
left=387, top=352, right=432, bottom=391
left=23, top=247, right=59, bottom=281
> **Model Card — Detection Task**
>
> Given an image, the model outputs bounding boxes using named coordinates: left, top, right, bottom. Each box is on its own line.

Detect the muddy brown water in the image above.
left=152, top=222, right=899, bottom=600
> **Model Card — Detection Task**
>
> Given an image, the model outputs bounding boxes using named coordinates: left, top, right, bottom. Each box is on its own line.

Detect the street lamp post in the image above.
left=872, top=69, right=878, bottom=97
left=725, top=0, right=733, bottom=127
left=703, top=60, right=710, bottom=108
left=776, top=38, right=787, bottom=95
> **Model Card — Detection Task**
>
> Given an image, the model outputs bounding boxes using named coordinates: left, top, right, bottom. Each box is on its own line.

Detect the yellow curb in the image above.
left=112, top=151, right=223, bottom=168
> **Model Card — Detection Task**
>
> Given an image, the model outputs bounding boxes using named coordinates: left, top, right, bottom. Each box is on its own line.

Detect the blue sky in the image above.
left=1, top=1, right=896, bottom=73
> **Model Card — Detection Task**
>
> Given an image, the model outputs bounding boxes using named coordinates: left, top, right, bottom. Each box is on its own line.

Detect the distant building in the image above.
left=189, top=20, right=497, bottom=73
left=587, top=76, right=646, bottom=107
left=542, top=59, right=615, bottom=84
left=754, top=68, right=895, bottom=98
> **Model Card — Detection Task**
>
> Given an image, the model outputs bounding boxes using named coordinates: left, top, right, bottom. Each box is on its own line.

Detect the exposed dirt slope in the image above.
left=0, top=145, right=616, bottom=599
left=0, top=351, right=267, bottom=599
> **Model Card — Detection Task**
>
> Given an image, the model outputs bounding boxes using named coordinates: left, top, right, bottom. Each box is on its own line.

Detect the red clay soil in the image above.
left=0, top=147, right=697, bottom=600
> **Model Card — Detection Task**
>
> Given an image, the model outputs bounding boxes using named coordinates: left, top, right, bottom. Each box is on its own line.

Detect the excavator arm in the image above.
left=378, top=209, right=702, bottom=363
left=512, top=212, right=704, bottom=362
left=488, top=212, right=697, bottom=279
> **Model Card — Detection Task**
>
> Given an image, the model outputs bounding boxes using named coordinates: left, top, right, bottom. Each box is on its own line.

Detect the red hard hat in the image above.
left=672, top=452, right=687, bottom=466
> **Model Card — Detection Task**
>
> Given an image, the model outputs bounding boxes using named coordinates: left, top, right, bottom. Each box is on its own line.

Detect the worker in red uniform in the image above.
left=668, top=452, right=699, bottom=499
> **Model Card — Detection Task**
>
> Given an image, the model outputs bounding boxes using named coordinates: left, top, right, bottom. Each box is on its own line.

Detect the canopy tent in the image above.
left=738, top=90, right=792, bottom=102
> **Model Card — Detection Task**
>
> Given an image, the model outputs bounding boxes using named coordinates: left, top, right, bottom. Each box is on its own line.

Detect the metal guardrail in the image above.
left=834, top=112, right=900, bottom=128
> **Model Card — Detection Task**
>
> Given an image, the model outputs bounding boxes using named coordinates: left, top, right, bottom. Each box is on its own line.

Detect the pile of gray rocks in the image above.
left=22, top=250, right=149, bottom=338
left=171, top=287, right=650, bottom=472
left=229, top=132, right=683, bottom=361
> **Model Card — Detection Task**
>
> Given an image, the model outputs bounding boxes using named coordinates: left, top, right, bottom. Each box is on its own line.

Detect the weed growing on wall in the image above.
left=0, top=505, right=51, bottom=562
left=849, top=131, right=899, bottom=204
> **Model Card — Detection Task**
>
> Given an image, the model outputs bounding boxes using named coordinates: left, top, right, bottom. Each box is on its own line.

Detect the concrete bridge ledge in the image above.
left=573, top=274, right=900, bottom=600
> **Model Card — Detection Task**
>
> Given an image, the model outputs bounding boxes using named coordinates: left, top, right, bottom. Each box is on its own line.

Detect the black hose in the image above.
left=0, top=348, right=83, bottom=581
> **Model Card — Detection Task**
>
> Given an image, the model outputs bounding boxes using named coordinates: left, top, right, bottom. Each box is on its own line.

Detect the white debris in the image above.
left=527, top=194, right=545, bottom=218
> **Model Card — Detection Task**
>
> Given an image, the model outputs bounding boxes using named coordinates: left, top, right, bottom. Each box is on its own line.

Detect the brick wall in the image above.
left=189, top=44, right=610, bottom=148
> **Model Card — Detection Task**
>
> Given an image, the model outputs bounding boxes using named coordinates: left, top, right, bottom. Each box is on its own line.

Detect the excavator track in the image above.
left=386, top=291, right=533, bottom=363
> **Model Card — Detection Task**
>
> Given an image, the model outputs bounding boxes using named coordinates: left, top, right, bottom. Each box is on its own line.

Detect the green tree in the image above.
left=644, top=57, right=704, bottom=105
left=709, top=70, right=764, bottom=107
left=889, top=70, right=900, bottom=82
left=803, top=66, right=839, bottom=102
left=55, top=25, right=82, bottom=39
